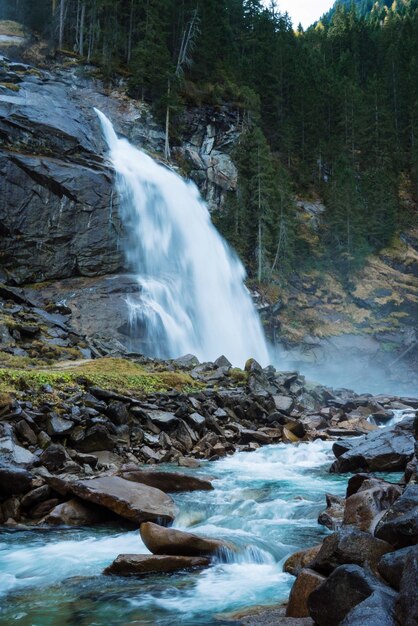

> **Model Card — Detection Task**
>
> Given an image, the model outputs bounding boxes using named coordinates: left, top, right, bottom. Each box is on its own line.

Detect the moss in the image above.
left=0, top=357, right=197, bottom=396
left=0, top=20, right=25, bottom=36
left=229, top=368, right=248, bottom=384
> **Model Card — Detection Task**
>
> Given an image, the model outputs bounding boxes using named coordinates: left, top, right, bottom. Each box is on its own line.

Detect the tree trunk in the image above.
left=58, top=0, right=65, bottom=49
left=79, top=1, right=85, bottom=55
left=164, top=79, right=171, bottom=161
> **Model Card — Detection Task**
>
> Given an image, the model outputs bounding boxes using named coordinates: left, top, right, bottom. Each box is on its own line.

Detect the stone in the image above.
left=48, top=476, right=177, bottom=524
left=330, top=416, right=415, bottom=473
left=286, top=568, right=326, bottom=618
left=273, top=395, right=294, bottom=413
left=0, top=465, right=33, bottom=496
left=395, top=545, right=418, bottom=626
left=20, top=485, right=51, bottom=509
left=103, top=554, right=209, bottom=577
left=106, top=401, right=129, bottom=425
left=311, top=527, right=393, bottom=575
left=343, top=479, right=402, bottom=532
left=173, top=354, right=199, bottom=368
left=0, top=424, right=36, bottom=465
left=308, top=564, right=395, bottom=626
left=185, top=412, right=206, bottom=431
left=375, top=484, right=418, bottom=547
left=140, top=521, right=229, bottom=557
left=339, top=588, right=398, bottom=626
left=284, top=545, right=322, bottom=576
left=74, top=424, right=116, bottom=452
left=47, top=415, right=74, bottom=436
left=45, top=498, right=107, bottom=526
left=378, top=545, right=416, bottom=589
left=39, top=444, right=69, bottom=471
left=145, top=410, right=179, bottom=430
left=120, top=469, right=213, bottom=492
left=29, top=498, right=60, bottom=519
left=318, top=493, right=345, bottom=530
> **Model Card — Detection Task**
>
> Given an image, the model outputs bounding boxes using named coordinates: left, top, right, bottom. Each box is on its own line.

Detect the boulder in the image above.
left=375, top=484, right=418, bottom=547
left=311, top=527, right=393, bottom=575
left=308, top=564, right=395, bottom=626
left=0, top=423, right=36, bottom=465
left=73, top=424, right=116, bottom=453
left=103, top=554, right=209, bottom=577
left=286, top=568, right=326, bottom=618
left=20, top=485, right=51, bottom=509
left=284, top=545, right=322, bottom=576
left=0, top=465, right=33, bottom=496
left=343, top=479, right=402, bottom=532
left=273, top=395, right=294, bottom=413
left=106, top=401, right=129, bottom=426
left=140, top=521, right=228, bottom=557
left=330, top=416, right=415, bottom=473
left=318, top=493, right=345, bottom=530
left=39, top=443, right=69, bottom=471
left=378, top=545, right=416, bottom=589
left=120, top=469, right=213, bottom=493
left=47, top=415, right=74, bottom=436
left=45, top=498, right=107, bottom=526
left=339, top=588, right=398, bottom=626
left=47, top=476, right=177, bottom=524
left=395, top=545, right=418, bottom=626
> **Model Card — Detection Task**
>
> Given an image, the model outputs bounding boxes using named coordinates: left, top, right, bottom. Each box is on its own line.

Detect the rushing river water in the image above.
left=0, top=440, right=402, bottom=626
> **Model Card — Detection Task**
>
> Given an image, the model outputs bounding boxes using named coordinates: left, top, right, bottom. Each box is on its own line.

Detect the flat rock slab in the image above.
left=48, top=476, right=177, bottom=524
left=330, top=416, right=415, bottom=473
left=120, top=469, right=213, bottom=492
left=140, top=521, right=229, bottom=557
left=220, top=606, right=314, bottom=625
left=103, top=553, right=209, bottom=577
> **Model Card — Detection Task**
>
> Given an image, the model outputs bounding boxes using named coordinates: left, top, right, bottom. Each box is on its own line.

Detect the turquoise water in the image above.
left=0, top=441, right=359, bottom=625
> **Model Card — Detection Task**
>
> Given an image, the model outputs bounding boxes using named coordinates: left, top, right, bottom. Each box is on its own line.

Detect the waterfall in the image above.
left=95, top=109, right=270, bottom=367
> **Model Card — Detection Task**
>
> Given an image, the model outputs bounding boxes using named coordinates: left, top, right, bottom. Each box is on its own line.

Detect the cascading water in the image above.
left=95, top=109, right=269, bottom=366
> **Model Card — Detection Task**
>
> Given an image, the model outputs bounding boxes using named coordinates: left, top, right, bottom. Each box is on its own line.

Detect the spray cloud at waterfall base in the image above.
left=95, top=109, right=269, bottom=367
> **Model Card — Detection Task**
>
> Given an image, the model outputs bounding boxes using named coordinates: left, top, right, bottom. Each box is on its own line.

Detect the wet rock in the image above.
left=49, top=476, right=177, bottom=524
left=395, top=545, right=418, bottom=626
left=119, top=469, right=213, bottom=492
left=375, top=484, right=418, bottom=547
left=45, top=498, right=107, bottom=526
left=273, top=395, right=294, bottom=413
left=311, top=527, right=393, bottom=575
left=173, top=354, right=199, bottom=369
left=0, top=465, right=33, bottom=496
left=74, top=424, right=116, bottom=453
left=47, top=414, right=74, bottom=436
left=308, top=564, right=395, bottom=626
left=144, top=410, right=179, bottom=430
left=378, top=545, right=416, bottom=589
left=103, top=553, right=209, bottom=577
left=29, top=498, right=60, bottom=519
left=286, top=568, right=326, bottom=618
left=339, top=587, right=397, bottom=626
left=20, top=485, right=51, bottom=509
left=330, top=416, right=415, bottom=473
left=0, top=423, right=36, bottom=465
left=318, top=493, right=345, bottom=530
left=284, top=545, right=322, bottom=576
left=343, top=479, right=402, bottom=532
left=106, top=401, right=129, bottom=426
left=229, top=605, right=314, bottom=625
left=39, top=443, right=69, bottom=471
left=0, top=497, right=20, bottom=523
left=140, top=521, right=228, bottom=557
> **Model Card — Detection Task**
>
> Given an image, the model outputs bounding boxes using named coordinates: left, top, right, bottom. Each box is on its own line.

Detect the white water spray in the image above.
left=95, top=109, right=269, bottom=366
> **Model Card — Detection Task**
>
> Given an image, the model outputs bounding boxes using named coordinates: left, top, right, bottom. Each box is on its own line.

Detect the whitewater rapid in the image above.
left=0, top=440, right=350, bottom=625
left=95, top=109, right=269, bottom=367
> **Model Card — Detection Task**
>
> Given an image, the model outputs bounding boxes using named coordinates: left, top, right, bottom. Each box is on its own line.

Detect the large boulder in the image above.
left=308, top=564, right=396, bottom=626
left=318, top=493, right=345, bottom=530
left=342, top=478, right=402, bottom=532
left=45, top=498, right=108, bottom=526
left=311, top=527, right=393, bottom=575
left=339, top=587, right=397, bottom=626
left=378, top=545, right=416, bottom=590
left=286, top=568, right=326, bottom=618
left=395, top=545, right=418, bottom=626
left=284, top=545, right=322, bottom=576
left=140, top=521, right=228, bottom=557
left=0, top=465, right=33, bottom=496
left=103, top=554, right=209, bottom=577
left=330, top=416, right=415, bottom=473
left=120, top=469, right=213, bottom=493
left=375, top=484, right=418, bottom=547
left=47, top=476, right=177, bottom=525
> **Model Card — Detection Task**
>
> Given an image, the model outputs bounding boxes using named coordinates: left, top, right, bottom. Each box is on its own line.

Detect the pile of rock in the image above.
left=284, top=415, right=418, bottom=625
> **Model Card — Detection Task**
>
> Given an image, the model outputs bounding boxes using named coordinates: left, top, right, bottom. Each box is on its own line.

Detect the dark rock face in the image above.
left=45, top=498, right=108, bottom=526
left=395, top=545, right=418, bottom=626
left=342, top=479, right=402, bottom=532
left=311, top=527, right=393, bottom=575
left=330, top=416, right=415, bottom=473
left=0, top=465, right=33, bottom=496
left=375, top=484, right=418, bottom=547
left=378, top=545, right=416, bottom=590
left=286, top=568, right=326, bottom=618
left=103, top=553, right=210, bottom=577
left=308, top=564, right=396, bottom=626
left=339, top=587, right=398, bottom=626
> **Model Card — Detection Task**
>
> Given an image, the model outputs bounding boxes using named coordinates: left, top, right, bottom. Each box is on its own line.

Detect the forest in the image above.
left=2, top=0, right=418, bottom=283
